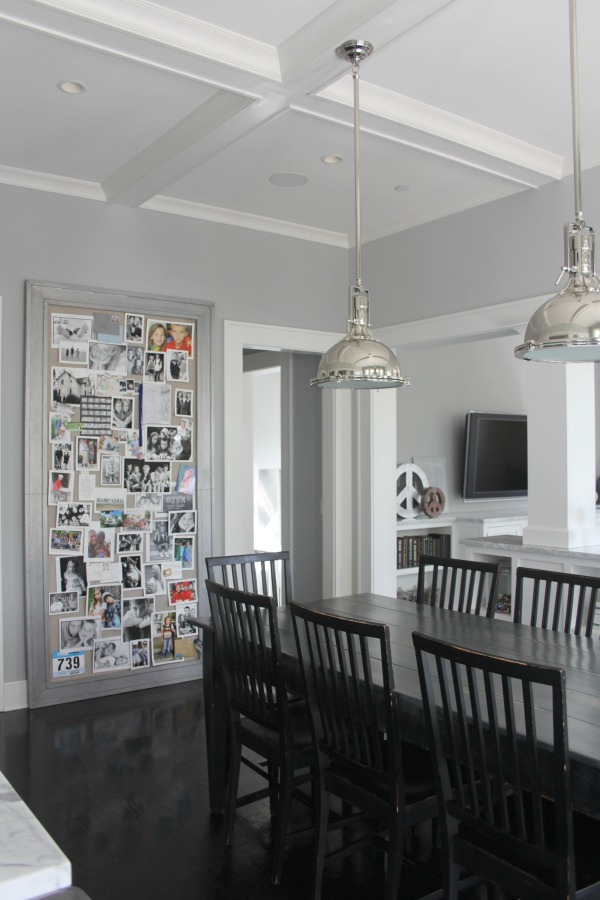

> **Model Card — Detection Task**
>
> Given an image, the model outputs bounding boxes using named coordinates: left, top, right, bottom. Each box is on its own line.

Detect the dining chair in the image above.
left=205, top=579, right=313, bottom=885
left=416, top=555, right=500, bottom=617
left=291, top=603, right=438, bottom=900
left=206, top=550, right=292, bottom=606
left=412, top=630, right=600, bottom=899
left=514, top=567, right=600, bottom=636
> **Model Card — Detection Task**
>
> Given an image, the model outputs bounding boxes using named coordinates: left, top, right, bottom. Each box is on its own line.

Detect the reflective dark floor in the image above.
left=0, top=681, right=446, bottom=900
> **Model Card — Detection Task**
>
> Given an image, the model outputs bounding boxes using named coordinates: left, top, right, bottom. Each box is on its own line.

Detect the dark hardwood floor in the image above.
left=0, top=681, right=446, bottom=900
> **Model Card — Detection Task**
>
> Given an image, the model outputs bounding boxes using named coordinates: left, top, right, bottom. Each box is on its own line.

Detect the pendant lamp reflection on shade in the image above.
left=311, top=40, right=409, bottom=389
left=515, top=0, right=600, bottom=362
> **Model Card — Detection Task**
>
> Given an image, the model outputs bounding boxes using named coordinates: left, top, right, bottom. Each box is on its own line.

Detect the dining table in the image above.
left=191, top=592, right=600, bottom=819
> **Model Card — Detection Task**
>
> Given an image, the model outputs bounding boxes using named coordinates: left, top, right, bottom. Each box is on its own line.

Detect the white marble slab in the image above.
left=0, top=771, right=71, bottom=900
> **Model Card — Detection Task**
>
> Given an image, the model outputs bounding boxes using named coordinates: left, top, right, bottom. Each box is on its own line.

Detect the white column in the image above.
left=321, top=391, right=354, bottom=598
left=523, top=363, right=600, bottom=548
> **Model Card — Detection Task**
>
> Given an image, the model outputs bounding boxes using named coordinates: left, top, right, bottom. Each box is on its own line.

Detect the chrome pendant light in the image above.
left=312, top=40, right=409, bottom=389
left=515, top=0, right=600, bottom=362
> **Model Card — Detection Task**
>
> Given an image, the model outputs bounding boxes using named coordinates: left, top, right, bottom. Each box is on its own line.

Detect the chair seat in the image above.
left=237, top=700, right=313, bottom=759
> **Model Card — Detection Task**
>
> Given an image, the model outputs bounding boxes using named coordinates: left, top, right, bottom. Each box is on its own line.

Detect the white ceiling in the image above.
left=1, top=0, right=599, bottom=248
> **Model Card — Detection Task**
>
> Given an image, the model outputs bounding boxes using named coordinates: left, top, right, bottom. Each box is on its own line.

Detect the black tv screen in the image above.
left=462, top=412, right=527, bottom=500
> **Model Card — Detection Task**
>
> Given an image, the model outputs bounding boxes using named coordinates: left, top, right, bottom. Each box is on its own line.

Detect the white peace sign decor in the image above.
left=396, top=463, right=429, bottom=519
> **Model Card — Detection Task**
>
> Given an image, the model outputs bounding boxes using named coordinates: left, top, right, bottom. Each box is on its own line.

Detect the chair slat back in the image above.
left=205, top=580, right=284, bottom=727
left=291, top=604, right=398, bottom=781
left=206, top=551, right=292, bottom=606
left=417, top=555, right=500, bottom=617
left=514, top=567, right=600, bottom=637
left=413, top=630, right=575, bottom=898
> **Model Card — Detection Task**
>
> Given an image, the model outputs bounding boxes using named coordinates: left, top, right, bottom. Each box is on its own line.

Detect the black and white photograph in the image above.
left=176, top=602, right=198, bottom=638
left=164, top=321, right=194, bottom=357
left=59, top=617, right=99, bottom=651
left=122, top=596, right=153, bottom=642
left=56, top=555, right=87, bottom=597
left=112, top=397, right=133, bottom=429
left=173, top=536, right=194, bottom=570
left=49, top=591, right=79, bottom=615
left=51, top=313, right=93, bottom=348
left=145, top=423, right=192, bottom=462
left=52, top=441, right=73, bottom=471
left=175, top=389, right=193, bottom=417
left=49, top=528, right=84, bottom=555
left=117, top=531, right=143, bottom=554
left=127, top=492, right=163, bottom=514
left=49, top=471, right=74, bottom=505
left=58, top=340, right=89, bottom=366
left=169, top=510, right=197, bottom=535
left=130, top=638, right=151, bottom=668
left=100, top=452, right=122, bottom=486
left=88, top=340, right=127, bottom=374
left=76, top=436, right=99, bottom=470
left=144, top=350, right=165, bottom=383
left=166, top=349, right=189, bottom=382
left=93, top=639, right=130, bottom=672
left=52, top=367, right=95, bottom=405
left=125, top=313, right=144, bottom=344
left=121, top=555, right=142, bottom=590
left=124, top=459, right=171, bottom=493
left=126, top=346, right=144, bottom=375
left=57, top=502, right=92, bottom=527
left=163, top=493, right=194, bottom=514
left=147, top=521, right=174, bottom=562
left=143, top=563, right=165, bottom=596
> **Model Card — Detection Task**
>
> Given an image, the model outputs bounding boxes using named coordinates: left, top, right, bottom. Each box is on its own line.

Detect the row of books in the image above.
left=397, top=533, right=451, bottom=570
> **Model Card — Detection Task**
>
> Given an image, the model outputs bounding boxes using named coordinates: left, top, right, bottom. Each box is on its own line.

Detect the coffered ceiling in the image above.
left=1, top=0, right=598, bottom=247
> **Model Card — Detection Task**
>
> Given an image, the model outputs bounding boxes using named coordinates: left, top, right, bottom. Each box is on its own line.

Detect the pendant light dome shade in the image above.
left=515, top=0, right=600, bottom=362
left=312, top=40, right=409, bottom=389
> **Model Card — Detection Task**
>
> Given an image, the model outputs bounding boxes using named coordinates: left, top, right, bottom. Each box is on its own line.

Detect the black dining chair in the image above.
left=514, top=567, right=600, bottom=636
left=416, top=555, right=500, bottom=617
left=205, top=579, right=313, bottom=885
left=412, top=630, right=600, bottom=899
left=206, top=550, right=292, bottom=606
left=291, top=603, right=439, bottom=900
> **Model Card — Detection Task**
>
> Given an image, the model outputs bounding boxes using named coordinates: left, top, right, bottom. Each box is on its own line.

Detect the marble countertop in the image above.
left=0, top=771, right=71, bottom=900
left=461, top=533, right=600, bottom=561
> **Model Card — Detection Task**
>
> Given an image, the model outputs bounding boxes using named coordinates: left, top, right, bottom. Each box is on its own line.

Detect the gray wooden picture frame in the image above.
left=25, top=281, right=214, bottom=707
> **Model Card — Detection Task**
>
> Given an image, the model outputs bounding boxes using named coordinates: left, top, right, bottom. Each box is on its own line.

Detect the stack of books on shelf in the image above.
left=397, top=532, right=451, bottom=569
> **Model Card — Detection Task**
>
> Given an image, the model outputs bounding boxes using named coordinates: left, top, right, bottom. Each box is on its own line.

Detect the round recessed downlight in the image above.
left=321, top=155, right=343, bottom=164
left=58, top=81, right=86, bottom=94
left=268, top=173, right=308, bottom=187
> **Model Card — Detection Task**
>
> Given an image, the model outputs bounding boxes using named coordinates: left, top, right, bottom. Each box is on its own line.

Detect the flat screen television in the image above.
left=462, top=411, right=527, bottom=500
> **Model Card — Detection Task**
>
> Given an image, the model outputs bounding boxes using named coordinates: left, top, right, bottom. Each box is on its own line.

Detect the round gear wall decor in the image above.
left=420, top=486, right=445, bottom=518
left=396, top=463, right=429, bottom=519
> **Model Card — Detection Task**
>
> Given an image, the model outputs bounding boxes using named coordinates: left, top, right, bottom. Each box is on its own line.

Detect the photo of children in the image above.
left=147, top=321, right=168, bottom=352
left=130, top=639, right=150, bottom=669
left=59, top=618, right=100, bottom=651
left=49, top=471, right=73, bottom=505
left=49, top=591, right=79, bottom=615
left=165, top=321, right=193, bottom=357
left=167, top=579, right=197, bottom=606
left=122, top=596, right=153, bottom=641
left=152, top=611, right=178, bottom=664
left=93, top=639, right=130, bottom=672
left=125, top=314, right=144, bottom=344
left=144, top=351, right=165, bottom=382
left=88, top=341, right=127, bottom=374
left=169, top=510, right=197, bottom=535
left=76, top=437, right=99, bottom=470
left=173, top=537, right=194, bottom=569
left=166, top=349, right=189, bottom=382
left=56, top=556, right=87, bottom=597
left=52, top=441, right=73, bottom=471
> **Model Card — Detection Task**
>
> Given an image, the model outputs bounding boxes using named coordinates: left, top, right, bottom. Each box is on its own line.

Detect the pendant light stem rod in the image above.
left=352, top=61, right=362, bottom=287
left=570, top=0, right=583, bottom=225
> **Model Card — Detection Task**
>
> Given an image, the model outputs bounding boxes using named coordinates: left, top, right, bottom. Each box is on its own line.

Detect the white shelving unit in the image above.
left=396, top=515, right=455, bottom=599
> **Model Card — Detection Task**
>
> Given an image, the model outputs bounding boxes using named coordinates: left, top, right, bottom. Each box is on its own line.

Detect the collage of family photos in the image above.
left=48, top=309, right=201, bottom=678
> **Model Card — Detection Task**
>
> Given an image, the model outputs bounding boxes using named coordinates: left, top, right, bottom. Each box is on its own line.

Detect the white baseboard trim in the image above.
left=3, top=680, right=28, bottom=711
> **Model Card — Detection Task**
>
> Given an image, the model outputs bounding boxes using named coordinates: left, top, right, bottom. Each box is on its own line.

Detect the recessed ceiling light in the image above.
left=268, top=173, right=308, bottom=187
left=321, top=155, right=343, bottom=165
left=58, top=81, right=86, bottom=94
left=394, top=184, right=409, bottom=192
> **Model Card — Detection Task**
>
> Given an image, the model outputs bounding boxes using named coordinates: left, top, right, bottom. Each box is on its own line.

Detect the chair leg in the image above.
left=384, top=818, right=406, bottom=900
left=312, top=783, right=331, bottom=900
left=270, top=757, right=294, bottom=885
left=267, top=761, right=277, bottom=818
left=225, top=739, right=242, bottom=848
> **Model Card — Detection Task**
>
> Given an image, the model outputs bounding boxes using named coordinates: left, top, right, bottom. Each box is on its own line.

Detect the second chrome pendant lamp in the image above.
left=515, top=0, right=600, bottom=362
left=312, top=40, right=409, bottom=389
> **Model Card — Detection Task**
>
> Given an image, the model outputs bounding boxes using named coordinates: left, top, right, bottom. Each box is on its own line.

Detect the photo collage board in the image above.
left=26, top=283, right=213, bottom=706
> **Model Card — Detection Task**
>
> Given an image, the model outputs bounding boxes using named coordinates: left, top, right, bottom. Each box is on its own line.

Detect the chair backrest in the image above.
left=412, top=630, right=575, bottom=899
left=290, top=603, right=401, bottom=793
left=514, top=567, right=600, bottom=636
left=416, top=555, right=500, bottom=617
left=205, top=579, right=287, bottom=728
left=205, top=551, right=292, bottom=606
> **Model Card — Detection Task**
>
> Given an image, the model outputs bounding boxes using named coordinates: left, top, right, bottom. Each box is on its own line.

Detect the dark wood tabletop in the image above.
left=191, top=593, right=600, bottom=817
